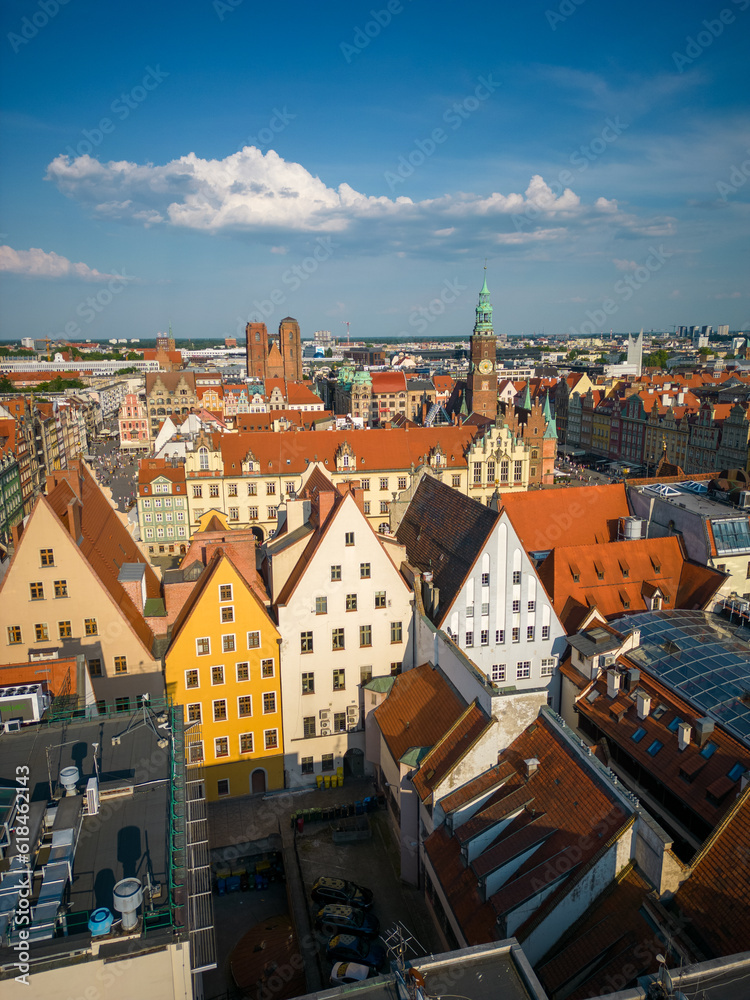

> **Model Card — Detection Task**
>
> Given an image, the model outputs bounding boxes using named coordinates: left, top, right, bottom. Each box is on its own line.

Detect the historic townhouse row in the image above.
left=137, top=423, right=542, bottom=550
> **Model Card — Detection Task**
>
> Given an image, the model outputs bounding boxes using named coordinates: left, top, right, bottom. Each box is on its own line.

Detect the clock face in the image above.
left=478, top=359, right=493, bottom=374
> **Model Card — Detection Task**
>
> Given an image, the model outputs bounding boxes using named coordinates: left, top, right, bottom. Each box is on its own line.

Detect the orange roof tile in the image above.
left=500, top=484, right=630, bottom=552
left=412, top=702, right=494, bottom=801
left=370, top=371, right=407, bottom=394
left=373, top=663, right=466, bottom=763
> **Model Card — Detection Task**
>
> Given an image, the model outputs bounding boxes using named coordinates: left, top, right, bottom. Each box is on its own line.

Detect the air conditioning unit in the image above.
left=603, top=655, right=616, bottom=667
left=4, top=720, right=21, bottom=733
left=346, top=706, right=358, bottom=719
left=320, top=726, right=331, bottom=736
left=319, top=710, right=331, bottom=722
left=739, top=491, right=750, bottom=508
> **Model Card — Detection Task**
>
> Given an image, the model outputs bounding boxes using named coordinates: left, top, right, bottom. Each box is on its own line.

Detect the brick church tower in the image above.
left=466, top=268, right=498, bottom=419
left=245, top=317, right=303, bottom=381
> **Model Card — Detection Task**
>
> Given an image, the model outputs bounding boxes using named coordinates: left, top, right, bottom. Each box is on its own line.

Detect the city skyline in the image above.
left=0, top=0, right=748, bottom=342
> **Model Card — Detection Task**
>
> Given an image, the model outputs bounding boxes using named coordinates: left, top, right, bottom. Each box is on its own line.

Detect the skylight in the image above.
left=667, top=716, right=683, bottom=733
left=700, top=741, right=718, bottom=759
left=728, top=762, right=745, bottom=782
left=713, top=519, right=750, bottom=555
left=631, top=727, right=647, bottom=743
left=646, top=740, right=664, bottom=756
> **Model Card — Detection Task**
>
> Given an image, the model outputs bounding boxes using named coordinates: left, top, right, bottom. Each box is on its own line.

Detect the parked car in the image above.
left=311, top=876, right=373, bottom=909
left=329, top=961, right=374, bottom=986
left=326, top=934, right=386, bottom=970
left=315, top=904, right=380, bottom=938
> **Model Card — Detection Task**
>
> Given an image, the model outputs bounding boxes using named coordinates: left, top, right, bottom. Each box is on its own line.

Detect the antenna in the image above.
left=341, top=320, right=350, bottom=346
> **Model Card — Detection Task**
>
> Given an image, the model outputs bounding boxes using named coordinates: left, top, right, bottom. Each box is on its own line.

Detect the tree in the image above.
left=596, top=355, right=609, bottom=364
left=618, top=352, right=627, bottom=363
left=0, top=376, right=15, bottom=392
left=698, top=346, right=713, bottom=357
left=325, top=348, right=333, bottom=358
left=644, top=349, right=669, bottom=369
left=567, top=349, right=580, bottom=361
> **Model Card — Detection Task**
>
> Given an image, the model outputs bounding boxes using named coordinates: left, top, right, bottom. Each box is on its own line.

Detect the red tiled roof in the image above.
left=500, top=484, right=630, bottom=552
left=674, top=785, right=750, bottom=957
left=423, top=710, right=630, bottom=945
left=575, top=670, right=750, bottom=829
left=137, top=459, right=187, bottom=491
left=412, top=702, right=494, bottom=801
left=373, top=663, right=466, bottom=763
left=537, top=537, right=723, bottom=628
left=370, top=371, right=407, bottom=394
left=438, top=759, right=517, bottom=815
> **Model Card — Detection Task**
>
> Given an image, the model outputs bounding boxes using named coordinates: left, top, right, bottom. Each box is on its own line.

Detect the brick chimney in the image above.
left=317, top=489, right=336, bottom=526
left=118, top=563, right=146, bottom=614
left=523, top=758, right=540, bottom=779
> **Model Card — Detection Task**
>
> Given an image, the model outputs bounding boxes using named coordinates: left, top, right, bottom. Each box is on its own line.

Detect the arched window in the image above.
left=199, top=447, right=209, bottom=471
left=379, top=522, right=390, bottom=534
left=531, top=449, right=538, bottom=459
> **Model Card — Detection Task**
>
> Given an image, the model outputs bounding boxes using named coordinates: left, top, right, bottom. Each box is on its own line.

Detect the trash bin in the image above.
left=324, top=775, right=331, bottom=789
left=316, top=775, right=324, bottom=789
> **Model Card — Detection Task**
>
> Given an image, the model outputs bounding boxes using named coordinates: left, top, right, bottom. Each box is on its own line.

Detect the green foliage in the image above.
left=644, top=349, right=669, bottom=369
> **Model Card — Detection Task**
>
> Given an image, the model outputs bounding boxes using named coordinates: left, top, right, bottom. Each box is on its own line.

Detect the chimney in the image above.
left=11, top=518, right=25, bottom=548
left=606, top=669, right=621, bottom=699
left=66, top=498, right=82, bottom=543
left=317, top=489, right=336, bottom=526
left=285, top=499, right=312, bottom=533
left=523, top=758, right=540, bottom=779
left=118, top=563, right=146, bottom=615
left=636, top=690, right=651, bottom=720
left=677, top=721, right=691, bottom=751
left=625, top=667, right=641, bottom=691
left=694, top=717, right=714, bottom=748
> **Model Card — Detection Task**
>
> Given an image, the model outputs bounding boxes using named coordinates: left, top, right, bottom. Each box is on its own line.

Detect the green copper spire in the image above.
left=520, top=383, right=532, bottom=411
left=474, top=266, right=494, bottom=336
left=542, top=392, right=552, bottom=422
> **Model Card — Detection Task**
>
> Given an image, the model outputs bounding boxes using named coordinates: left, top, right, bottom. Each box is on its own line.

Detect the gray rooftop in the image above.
left=567, top=626, right=622, bottom=658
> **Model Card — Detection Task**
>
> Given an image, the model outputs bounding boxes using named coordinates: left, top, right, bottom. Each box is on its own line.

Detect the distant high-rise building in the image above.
left=626, top=329, right=643, bottom=376
left=717, top=325, right=729, bottom=338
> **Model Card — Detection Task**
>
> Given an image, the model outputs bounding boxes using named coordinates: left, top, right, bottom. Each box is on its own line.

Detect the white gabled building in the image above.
left=261, top=468, right=414, bottom=788
left=396, top=476, right=567, bottom=701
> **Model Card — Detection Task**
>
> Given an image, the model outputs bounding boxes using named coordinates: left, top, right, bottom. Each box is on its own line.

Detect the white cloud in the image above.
left=44, top=148, right=657, bottom=255
left=613, top=258, right=638, bottom=271
left=0, top=244, right=123, bottom=281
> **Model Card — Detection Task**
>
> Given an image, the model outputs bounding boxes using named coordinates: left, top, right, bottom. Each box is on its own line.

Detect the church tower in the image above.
left=278, top=317, right=303, bottom=382
left=467, top=268, right=498, bottom=419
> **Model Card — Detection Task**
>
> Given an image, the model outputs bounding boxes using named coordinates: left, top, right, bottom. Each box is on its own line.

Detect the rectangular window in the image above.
left=346, top=593, right=358, bottom=611
left=500, top=460, right=509, bottom=481
left=228, top=483, right=238, bottom=497
left=301, top=757, right=314, bottom=774
left=222, top=634, right=236, bottom=653
left=264, top=729, right=279, bottom=750
left=361, top=665, right=373, bottom=684
left=333, top=668, right=346, bottom=690
left=236, top=661, right=250, bottom=682
left=247, top=630, right=260, bottom=649
left=541, top=658, right=556, bottom=676
left=491, top=664, right=506, bottom=683
left=360, top=625, right=372, bottom=647
left=465, top=631, right=473, bottom=647
left=379, top=500, right=389, bottom=514
left=379, top=477, right=388, bottom=490
left=481, top=602, right=489, bottom=615
left=238, top=695, right=253, bottom=717
left=374, top=591, right=386, bottom=609
left=345, top=531, right=355, bottom=546
left=527, top=626, right=535, bottom=641
left=481, top=572, right=490, bottom=586
left=512, top=628, right=520, bottom=643
left=84, top=618, right=98, bottom=636
left=486, top=460, right=495, bottom=482
left=361, top=563, right=371, bottom=580
left=114, top=655, right=127, bottom=674
left=261, top=658, right=274, bottom=678
left=54, top=580, right=68, bottom=599
left=192, top=484, right=202, bottom=498
left=209, top=484, right=219, bottom=498
left=397, top=476, right=407, bottom=490
left=30, top=581, right=44, bottom=600
left=248, top=506, right=258, bottom=519
left=452, top=474, right=461, bottom=488
left=528, top=601, right=535, bottom=612
left=115, top=697, right=130, bottom=714
left=268, top=506, right=277, bottom=520
left=213, top=699, right=228, bottom=722
left=391, top=621, right=403, bottom=643
left=88, top=658, right=102, bottom=677
left=334, top=712, right=347, bottom=733
left=196, top=636, right=210, bottom=655
left=247, top=482, right=257, bottom=496
left=58, top=620, right=72, bottom=639
left=302, top=672, right=314, bottom=694
left=240, top=733, right=254, bottom=754
left=481, top=629, right=489, bottom=646
left=303, top=716, right=316, bottom=738
left=473, top=462, right=482, bottom=484
left=185, top=669, right=199, bottom=689
left=221, top=606, right=234, bottom=623
left=332, top=627, right=345, bottom=650
left=40, top=548, right=54, bottom=566
left=512, top=570, right=521, bottom=585
left=512, top=600, right=520, bottom=613
left=187, top=703, right=202, bottom=723
left=496, top=629, right=505, bottom=643
left=214, top=737, right=229, bottom=759
left=211, top=665, right=225, bottom=685
left=542, top=625, right=550, bottom=640
left=301, top=631, right=313, bottom=653
left=228, top=507, right=239, bottom=521
left=188, top=741, right=204, bottom=764
left=514, top=461, right=523, bottom=482
left=265, top=482, right=276, bottom=495
left=331, top=565, right=341, bottom=581
left=315, top=596, right=327, bottom=614
left=363, top=501, right=371, bottom=515
left=263, top=692, right=276, bottom=714
left=321, top=754, right=334, bottom=772
left=35, top=623, right=49, bottom=642
left=516, top=661, right=531, bottom=679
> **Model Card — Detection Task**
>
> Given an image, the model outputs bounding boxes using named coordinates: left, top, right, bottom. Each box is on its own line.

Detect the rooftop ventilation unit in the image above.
left=88, top=907, right=113, bottom=937
left=59, top=767, right=79, bottom=796
left=112, top=878, right=143, bottom=932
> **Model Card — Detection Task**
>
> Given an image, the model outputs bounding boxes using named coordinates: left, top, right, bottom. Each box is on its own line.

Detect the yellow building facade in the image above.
left=165, top=551, right=284, bottom=801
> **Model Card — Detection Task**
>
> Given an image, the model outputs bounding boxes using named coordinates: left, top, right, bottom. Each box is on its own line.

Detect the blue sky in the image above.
left=1, top=0, right=749, bottom=342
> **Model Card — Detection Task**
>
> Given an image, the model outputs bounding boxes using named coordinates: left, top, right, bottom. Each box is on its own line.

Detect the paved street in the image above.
left=89, top=428, right=140, bottom=514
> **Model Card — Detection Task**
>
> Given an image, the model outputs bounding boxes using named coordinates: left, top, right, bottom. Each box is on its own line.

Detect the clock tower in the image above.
left=467, top=267, right=498, bottom=419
